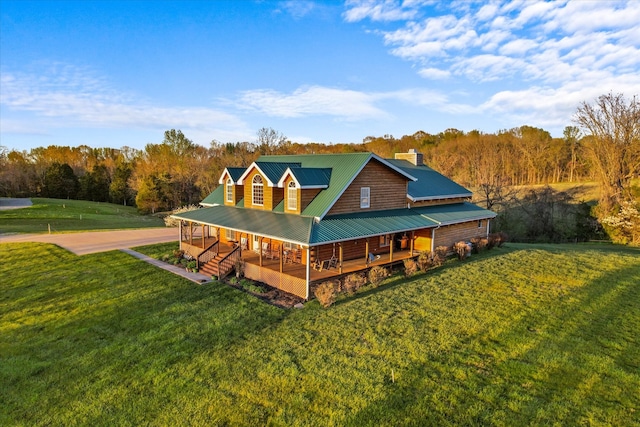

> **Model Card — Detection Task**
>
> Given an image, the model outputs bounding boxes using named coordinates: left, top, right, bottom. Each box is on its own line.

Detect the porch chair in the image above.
left=327, top=255, right=338, bottom=269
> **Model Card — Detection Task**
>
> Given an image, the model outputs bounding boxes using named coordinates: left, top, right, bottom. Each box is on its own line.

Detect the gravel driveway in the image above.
left=0, top=228, right=178, bottom=255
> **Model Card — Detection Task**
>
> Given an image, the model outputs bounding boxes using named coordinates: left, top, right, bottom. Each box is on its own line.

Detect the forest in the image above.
left=1, top=93, right=638, bottom=244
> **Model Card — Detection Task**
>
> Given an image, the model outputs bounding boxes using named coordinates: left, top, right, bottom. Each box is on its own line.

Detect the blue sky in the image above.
left=1, top=0, right=639, bottom=151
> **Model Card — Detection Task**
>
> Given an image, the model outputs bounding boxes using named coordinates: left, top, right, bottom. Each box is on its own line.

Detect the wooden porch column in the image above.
left=259, top=237, right=264, bottom=267
left=279, top=243, right=283, bottom=273
left=202, top=224, right=206, bottom=249
left=179, top=221, right=183, bottom=250
left=410, top=231, right=415, bottom=256
left=189, top=221, right=193, bottom=246
left=390, top=233, right=395, bottom=262
left=365, top=239, right=370, bottom=265
left=339, top=243, right=343, bottom=274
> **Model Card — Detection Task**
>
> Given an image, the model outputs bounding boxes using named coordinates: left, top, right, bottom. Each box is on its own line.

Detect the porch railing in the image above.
left=197, top=240, right=219, bottom=267
left=216, top=245, right=241, bottom=280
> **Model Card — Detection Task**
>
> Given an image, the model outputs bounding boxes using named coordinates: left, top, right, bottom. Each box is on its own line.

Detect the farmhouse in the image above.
left=171, top=150, right=496, bottom=299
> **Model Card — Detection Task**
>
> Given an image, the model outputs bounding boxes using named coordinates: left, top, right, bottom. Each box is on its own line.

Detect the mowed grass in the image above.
left=0, top=198, right=164, bottom=234
left=1, top=242, right=639, bottom=426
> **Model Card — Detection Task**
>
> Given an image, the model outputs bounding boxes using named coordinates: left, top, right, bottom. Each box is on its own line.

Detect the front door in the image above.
left=252, top=235, right=260, bottom=253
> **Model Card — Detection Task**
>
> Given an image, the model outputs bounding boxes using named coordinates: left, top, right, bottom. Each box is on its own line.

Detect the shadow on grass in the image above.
left=344, top=257, right=640, bottom=426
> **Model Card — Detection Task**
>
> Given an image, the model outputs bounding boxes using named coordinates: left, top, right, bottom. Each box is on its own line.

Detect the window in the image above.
left=360, top=187, right=370, bottom=208
left=225, top=178, right=233, bottom=203
left=287, top=181, right=297, bottom=211
left=225, top=229, right=236, bottom=241
left=252, top=174, right=264, bottom=206
left=379, top=234, right=391, bottom=247
left=478, top=220, right=483, bottom=228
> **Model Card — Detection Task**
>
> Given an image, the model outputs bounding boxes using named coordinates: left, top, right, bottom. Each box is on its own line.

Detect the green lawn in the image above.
left=0, top=198, right=164, bottom=234
left=1, top=242, right=639, bottom=426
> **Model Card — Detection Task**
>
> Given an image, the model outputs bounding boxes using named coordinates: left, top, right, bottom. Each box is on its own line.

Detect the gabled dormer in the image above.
left=236, top=161, right=300, bottom=211
left=277, top=167, right=331, bottom=214
left=218, top=167, right=246, bottom=206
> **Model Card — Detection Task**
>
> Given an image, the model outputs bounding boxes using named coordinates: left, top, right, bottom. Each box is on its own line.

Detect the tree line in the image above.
left=1, top=93, right=638, bottom=241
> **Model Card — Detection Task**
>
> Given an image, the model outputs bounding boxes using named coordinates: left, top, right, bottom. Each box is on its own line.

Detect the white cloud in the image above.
left=343, top=0, right=423, bottom=22
left=276, top=1, right=316, bottom=19
left=418, top=67, right=450, bottom=79
left=237, top=86, right=390, bottom=120
left=0, top=64, right=248, bottom=141
left=235, top=85, right=470, bottom=119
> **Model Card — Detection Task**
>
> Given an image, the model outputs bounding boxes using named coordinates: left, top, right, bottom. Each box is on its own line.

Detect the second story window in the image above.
left=225, top=178, right=233, bottom=203
left=252, top=174, right=264, bottom=206
left=287, top=181, right=297, bottom=211
left=360, top=187, right=370, bottom=208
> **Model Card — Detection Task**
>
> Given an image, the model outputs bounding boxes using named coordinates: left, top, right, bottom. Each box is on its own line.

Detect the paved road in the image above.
left=0, top=198, right=32, bottom=210
left=0, top=228, right=178, bottom=255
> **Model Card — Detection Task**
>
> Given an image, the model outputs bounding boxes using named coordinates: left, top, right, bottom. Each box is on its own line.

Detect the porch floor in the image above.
left=241, top=248, right=417, bottom=284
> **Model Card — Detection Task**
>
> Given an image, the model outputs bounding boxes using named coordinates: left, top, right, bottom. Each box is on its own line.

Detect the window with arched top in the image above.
left=225, top=178, right=233, bottom=203
left=252, top=174, right=264, bottom=206
left=287, top=181, right=297, bottom=211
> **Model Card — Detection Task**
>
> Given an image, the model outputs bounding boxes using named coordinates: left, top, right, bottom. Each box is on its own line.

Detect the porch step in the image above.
left=199, top=254, right=232, bottom=278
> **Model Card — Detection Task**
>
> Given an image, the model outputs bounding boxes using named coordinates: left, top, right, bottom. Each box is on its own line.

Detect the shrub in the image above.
left=314, top=281, right=337, bottom=308
left=488, top=232, right=508, bottom=249
left=416, top=251, right=432, bottom=271
left=454, top=241, right=470, bottom=260
left=173, top=249, right=184, bottom=259
left=433, top=246, right=448, bottom=266
left=238, top=279, right=265, bottom=294
left=342, top=273, right=367, bottom=295
left=403, top=258, right=418, bottom=277
left=368, top=266, right=389, bottom=286
left=470, top=237, right=488, bottom=253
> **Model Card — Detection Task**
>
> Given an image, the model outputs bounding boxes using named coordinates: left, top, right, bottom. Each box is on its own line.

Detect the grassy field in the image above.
left=0, top=198, right=164, bottom=234
left=1, top=242, right=639, bottom=426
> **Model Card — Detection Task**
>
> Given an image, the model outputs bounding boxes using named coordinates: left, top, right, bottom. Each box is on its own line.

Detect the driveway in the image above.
left=0, top=228, right=178, bottom=255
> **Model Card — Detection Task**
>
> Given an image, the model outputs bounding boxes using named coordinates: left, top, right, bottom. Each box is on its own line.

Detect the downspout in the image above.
left=431, top=225, right=441, bottom=253
left=486, top=219, right=491, bottom=238
left=305, top=247, right=310, bottom=300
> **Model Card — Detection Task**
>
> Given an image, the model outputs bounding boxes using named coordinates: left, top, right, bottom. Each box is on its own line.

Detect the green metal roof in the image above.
left=200, top=186, right=223, bottom=206
left=259, top=153, right=371, bottom=217
left=173, top=205, right=314, bottom=245
left=173, top=202, right=495, bottom=246
left=418, top=202, right=496, bottom=225
left=258, top=153, right=415, bottom=218
left=223, top=167, right=246, bottom=183
left=387, top=159, right=472, bottom=201
left=311, top=207, right=438, bottom=244
left=253, top=162, right=300, bottom=185
left=286, top=167, right=332, bottom=188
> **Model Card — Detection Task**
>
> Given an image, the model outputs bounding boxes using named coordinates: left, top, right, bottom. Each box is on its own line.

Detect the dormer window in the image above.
left=225, top=178, right=233, bottom=203
left=287, top=181, right=297, bottom=211
left=252, top=175, right=264, bottom=206
left=360, top=187, right=370, bottom=208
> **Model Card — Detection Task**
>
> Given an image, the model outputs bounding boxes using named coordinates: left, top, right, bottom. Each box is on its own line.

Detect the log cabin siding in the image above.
left=410, top=197, right=469, bottom=208
left=300, top=188, right=322, bottom=213
left=328, top=160, right=408, bottom=215
left=243, top=168, right=282, bottom=210
left=433, top=220, right=488, bottom=249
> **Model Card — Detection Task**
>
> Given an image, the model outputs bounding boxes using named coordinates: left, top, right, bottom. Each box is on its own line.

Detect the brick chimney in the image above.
left=395, top=148, right=423, bottom=166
